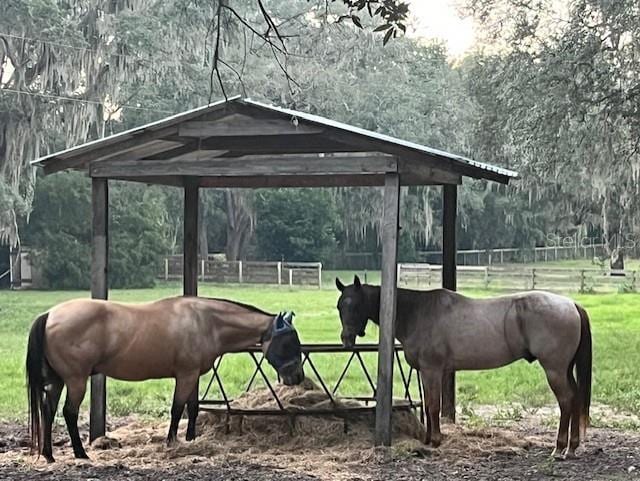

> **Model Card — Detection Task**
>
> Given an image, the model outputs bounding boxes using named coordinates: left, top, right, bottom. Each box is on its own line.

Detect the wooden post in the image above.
left=277, top=261, right=281, bottom=285
left=183, top=178, right=199, bottom=411
left=441, top=184, right=457, bottom=422
left=531, top=268, right=537, bottom=290
left=183, top=179, right=199, bottom=297
left=9, top=246, right=20, bottom=289
left=164, top=258, right=169, bottom=281
left=288, top=269, right=293, bottom=286
left=375, top=173, right=400, bottom=446
left=317, top=263, right=322, bottom=288
left=90, top=178, right=108, bottom=442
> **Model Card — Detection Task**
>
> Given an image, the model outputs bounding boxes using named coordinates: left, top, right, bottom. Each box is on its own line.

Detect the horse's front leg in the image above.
left=421, top=368, right=443, bottom=447
left=420, top=375, right=432, bottom=444
left=167, top=372, right=199, bottom=446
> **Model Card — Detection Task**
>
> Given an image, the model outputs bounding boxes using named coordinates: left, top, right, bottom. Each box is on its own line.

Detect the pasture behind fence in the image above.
left=398, top=263, right=637, bottom=293
left=161, top=256, right=322, bottom=287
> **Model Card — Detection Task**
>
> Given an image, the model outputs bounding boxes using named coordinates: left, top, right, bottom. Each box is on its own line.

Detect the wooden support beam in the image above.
left=162, top=134, right=361, bottom=155
left=199, top=174, right=387, bottom=188
left=183, top=178, right=199, bottom=409
left=183, top=179, right=199, bottom=297
left=89, top=153, right=398, bottom=178
left=90, top=178, right=108, bottom=442
left=441, top=183, right=457, bottom=422
left=399, top=157, right=462, bottom=185
left=375, top=172, right=400, bottom=446
left=178, top=113, right=323, bottom=137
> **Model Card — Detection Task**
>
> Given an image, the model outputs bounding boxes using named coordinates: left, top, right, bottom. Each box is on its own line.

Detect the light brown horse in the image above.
left=26, top=295, right=304, bottom=463
left=336, top=276, right=592, bottom=459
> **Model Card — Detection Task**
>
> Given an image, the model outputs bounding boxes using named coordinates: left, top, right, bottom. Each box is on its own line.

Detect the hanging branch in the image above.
left=206, top=0, right=409, bottom=101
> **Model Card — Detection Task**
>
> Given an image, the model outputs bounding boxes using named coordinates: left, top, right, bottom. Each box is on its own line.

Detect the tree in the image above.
left=462, top=0, right=640, bottom=264
left=23, top=173, right=171, bottom=289
left=254, top=188, right=339, bottom=262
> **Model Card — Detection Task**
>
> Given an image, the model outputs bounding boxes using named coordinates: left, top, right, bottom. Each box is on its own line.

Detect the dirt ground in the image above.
left=1, top=382, right=638, bottom=480
left=1, top=415, right=638, bottom=481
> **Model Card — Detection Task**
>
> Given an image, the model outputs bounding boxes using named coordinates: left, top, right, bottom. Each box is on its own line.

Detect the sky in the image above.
left=407, top=0, right=475, bottom=57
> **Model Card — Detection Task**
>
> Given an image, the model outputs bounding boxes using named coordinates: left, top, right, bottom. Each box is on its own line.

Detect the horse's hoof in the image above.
left=44, top=455, right=55, bottom=464
left=551, top=448, right=565, bottom=460
left=563, top=450, right=578, bottom=460
left=431, top=437, right=442, bottom=448
left=186, top=434, right=196, bottom=442
left=74, top=451, right=90, bottom=460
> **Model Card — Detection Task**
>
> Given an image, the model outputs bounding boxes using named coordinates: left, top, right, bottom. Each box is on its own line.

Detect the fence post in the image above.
left=632, top=270, right=637, bottom=292
left=531, top=268, right=536, bottom=290
left=317, top=263, right=322, bottom=288
left=500, top=249, right=504, bottom=264
left=238, top=261, right=243, bottom=284
left=289, top=269, right=293, bottom=287
left=201, top=259, right=205, bottom=281
left=164, top=258, right=169, bottom=281
left=277, top=261, right=282, bottom=285
left=484, top=266, right=489, bottom=289
left=580, top=269, right=586, bottom=293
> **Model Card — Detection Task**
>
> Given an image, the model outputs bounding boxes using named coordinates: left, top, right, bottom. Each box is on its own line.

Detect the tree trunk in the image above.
left=602, top=191, right=626, bottom=272
left=225, top=190, right=253, bottom=261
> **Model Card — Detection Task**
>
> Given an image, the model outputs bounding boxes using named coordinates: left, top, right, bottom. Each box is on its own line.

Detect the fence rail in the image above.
left=398, top=263, right=637, bottom=293
left=419, top=244, right=609, bottom=266
left=160, top=256, right=322, bottom=287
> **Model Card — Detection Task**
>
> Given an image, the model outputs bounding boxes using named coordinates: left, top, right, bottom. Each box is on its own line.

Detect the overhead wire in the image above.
left=0, top=87, right=176, bottom=114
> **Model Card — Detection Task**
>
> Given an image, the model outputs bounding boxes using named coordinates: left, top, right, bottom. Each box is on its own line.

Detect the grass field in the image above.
left=1, top=276, right=639, bottom=427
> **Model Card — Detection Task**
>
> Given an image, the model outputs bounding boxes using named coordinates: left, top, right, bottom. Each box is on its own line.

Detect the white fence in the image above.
left=419, top=244, right=609, bottom=266
left=398, top=263, right=637, bottom=293
left=160, top=256, right=322, bottom=287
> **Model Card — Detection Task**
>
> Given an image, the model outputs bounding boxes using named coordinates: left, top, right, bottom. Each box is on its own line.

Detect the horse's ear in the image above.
left=283, top=311, right=295, bottom=324
left=336, top=277, right=345, bottom=292
left=353, top=275, right=362, bottom=289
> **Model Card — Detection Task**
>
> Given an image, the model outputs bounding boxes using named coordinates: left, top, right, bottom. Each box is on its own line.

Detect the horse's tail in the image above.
left=26, top=312, right=49, bottom=455
left=574, top=303, right=592, bottom=439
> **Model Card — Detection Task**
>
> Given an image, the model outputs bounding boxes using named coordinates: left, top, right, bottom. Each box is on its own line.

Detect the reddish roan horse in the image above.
left=336, top=276, right=592, bottom=459
left=26, top=296, right=304, bottom=462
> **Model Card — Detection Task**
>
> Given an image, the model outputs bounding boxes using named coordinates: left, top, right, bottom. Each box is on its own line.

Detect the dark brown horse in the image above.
left=26, top=295, right=304, bottom=462
left=336, top=276, right=592, bottom=459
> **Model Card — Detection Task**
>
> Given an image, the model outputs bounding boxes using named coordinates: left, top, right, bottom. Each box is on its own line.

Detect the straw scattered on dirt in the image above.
left=1, top=381, right=638, bottom=480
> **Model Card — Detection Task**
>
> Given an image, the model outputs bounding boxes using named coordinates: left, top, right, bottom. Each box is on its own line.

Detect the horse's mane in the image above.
left=202, top=297, right=275, bottom=317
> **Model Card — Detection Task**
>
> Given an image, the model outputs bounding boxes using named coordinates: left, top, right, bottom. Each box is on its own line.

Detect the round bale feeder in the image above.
left=31, top=97, right=518, bottom=446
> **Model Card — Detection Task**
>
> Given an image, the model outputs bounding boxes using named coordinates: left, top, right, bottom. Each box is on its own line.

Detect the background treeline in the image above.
left=2, top=0, right=638, bottom=288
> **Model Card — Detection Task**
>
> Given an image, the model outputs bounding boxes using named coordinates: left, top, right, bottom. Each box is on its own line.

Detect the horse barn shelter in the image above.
left=31, top=96, right=518, bottom=446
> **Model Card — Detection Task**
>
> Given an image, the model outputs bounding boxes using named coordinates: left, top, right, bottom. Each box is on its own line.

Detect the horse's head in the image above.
left=335, top=275, right=369, bottom=348
left=261, top=312, right=304, bottom=386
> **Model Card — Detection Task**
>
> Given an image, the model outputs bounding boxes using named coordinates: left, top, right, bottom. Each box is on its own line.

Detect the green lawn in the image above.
left=1, top=278, right=639, bottom=426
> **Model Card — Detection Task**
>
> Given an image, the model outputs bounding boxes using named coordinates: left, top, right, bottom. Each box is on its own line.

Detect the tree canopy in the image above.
left=2, top=0, right=639, bottom=287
